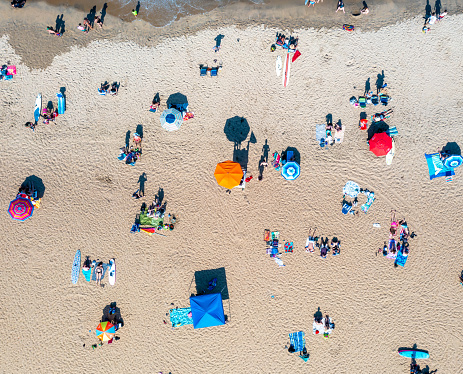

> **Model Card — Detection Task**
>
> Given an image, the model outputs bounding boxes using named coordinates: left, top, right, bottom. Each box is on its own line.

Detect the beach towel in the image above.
left=271, top=231, right=279, bottom=240
left=313, top=321, right=324, bottom=335
left=335, top=125, right=345, bottom=144
left=361, top=192, right=375, bottom=213
left=274, top=257, right=285, bottom=267
left=342, top=203, right=352, bottom=215
left=395, top=251, right=408, bottom=267
left=169, top=307, right=193, bottom=327
left=266, top=247, right=279, bottom=255
left=292, top=50, right=301, bottom=63
left=316, top=124, right=325, bottom=146
left=284, top=242, right=293, bottom=253
left=264, top=229, right=270, bottom=242
left=425, top=153, right=455, bottom=180
left=386, top=126, right=398, bottom=137
left=343, top=24, right=354, bottom=31
left=82, top=267, right=92, bottom=282
left=358, top=97, right=366, bottom=108
left=7, top=65, right=16, bottom=75
left=289, top=331, right=305, bottom=352
left=92, top=263, right=109, bottom=281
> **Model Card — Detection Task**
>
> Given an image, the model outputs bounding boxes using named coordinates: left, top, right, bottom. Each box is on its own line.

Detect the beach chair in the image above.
left=342, top=202, right=352, bottom=215
left=379, top=94, right=389, bottom=106
left=371, top=95, right=379, bottom=105
left=358, top=97, right=367, bottom=108
left=210, top=67, right=218, bottom=77
left=200, top=66, right=207, bottom=76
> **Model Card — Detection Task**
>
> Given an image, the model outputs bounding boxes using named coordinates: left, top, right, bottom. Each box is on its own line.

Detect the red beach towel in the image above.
left=292, top=50, right=301, bottom=63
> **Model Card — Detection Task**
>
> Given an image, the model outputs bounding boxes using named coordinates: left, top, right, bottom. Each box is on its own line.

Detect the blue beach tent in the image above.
left=189, top=293, right=225, bottom=329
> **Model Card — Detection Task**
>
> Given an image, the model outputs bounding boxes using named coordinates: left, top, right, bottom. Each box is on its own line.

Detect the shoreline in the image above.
left=2, top=0, right=462, bottom=69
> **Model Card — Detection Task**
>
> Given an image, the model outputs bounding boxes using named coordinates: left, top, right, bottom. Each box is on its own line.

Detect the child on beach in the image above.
left=336, top=0, right=345, bottom=13
left=132, top=9, right=138, bottom=17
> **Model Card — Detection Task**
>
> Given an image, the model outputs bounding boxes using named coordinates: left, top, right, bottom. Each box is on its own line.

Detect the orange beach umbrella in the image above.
left=214, top=161, right=243, bottom=189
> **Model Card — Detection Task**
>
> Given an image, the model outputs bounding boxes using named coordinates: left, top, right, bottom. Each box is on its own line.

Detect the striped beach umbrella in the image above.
left=96, top=321, right=115, bottom=342
left=281, top=161, right=300, bottom=181
left=8, top=197, right=34, bottom=221
left=160, top=108, right=183, bottom=131
left=444, top=155, right=463, bottom=169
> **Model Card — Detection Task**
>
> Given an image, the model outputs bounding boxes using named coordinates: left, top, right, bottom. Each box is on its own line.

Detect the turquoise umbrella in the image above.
left=281, top=161, right=300, bottom=180
left=444, top=155, right=463, bottom=169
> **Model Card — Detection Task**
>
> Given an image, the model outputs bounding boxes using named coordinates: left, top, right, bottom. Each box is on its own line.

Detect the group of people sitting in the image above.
left=98, top=82, right=119, bottom=96
left=313, top=313, right=335, bottom=337
left=325, top=121, right=343, bottom=146
left=42, top=107, right=58, bottom=124
left=274, top=33, right=298, bottom=51
left=147, top=196, right=167, bottom=219
left=380, top=210, right=413, bottom=262
left=11, top=0, right=26, bottom=8
left=77, top=16, right=103, bottom=33
left=423, top=10, right=447, bottom=32
left=305, top=229, right=341, bottom=257
left=118, top=133, right=142, bottom=165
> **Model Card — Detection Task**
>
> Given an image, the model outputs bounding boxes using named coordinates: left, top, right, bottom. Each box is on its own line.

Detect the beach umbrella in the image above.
left=444, top=155, right=463, bottom=169
left=369, top=132, right=392, bottom=157
left=8, top=197, right=34, bottom=221
left=281, top=161, right=300, bottom=180
left=214, top=161, right=243, bottom=189
left=160, top=108, right=183, bottom=131
left=96, top=321, right=115, bottom=342
left=343, top=181, right=360, bottom=198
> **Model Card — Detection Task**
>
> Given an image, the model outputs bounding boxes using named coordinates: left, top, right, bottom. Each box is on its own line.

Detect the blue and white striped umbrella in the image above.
left=160, top=108, right=183, bottom=131
left=281, top=161, right=300, bottom=180
left=444, top=155, right=463, bottom=169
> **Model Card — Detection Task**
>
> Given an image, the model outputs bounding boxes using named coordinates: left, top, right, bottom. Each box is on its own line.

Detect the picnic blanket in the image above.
left=139, top=210, right=164, bottom=227
left=92, top=263, right=109, bottom=281
left=289, top=331, right=305, bottom=352
left=169, top=307, right=193, bottom=327
left=335, top=125, right=345, bottom=143
left=395, top=251, right=408, bottom=267
left=361, top=192, right=375, bottom=213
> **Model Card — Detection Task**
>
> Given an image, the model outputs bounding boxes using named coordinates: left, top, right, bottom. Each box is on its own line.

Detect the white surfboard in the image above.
left=276, top=55, right=282, bottom=77
left=108, top=258, right=116, bottom=286
left=282, top=53, right=291, bottom=87
left=34, top=94, right=41, bottom=123
left=386, top=138, right=395, bottom=165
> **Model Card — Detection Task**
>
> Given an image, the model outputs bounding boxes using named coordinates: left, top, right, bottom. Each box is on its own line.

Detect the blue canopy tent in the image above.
left=189, top=293, right=225, bottom=329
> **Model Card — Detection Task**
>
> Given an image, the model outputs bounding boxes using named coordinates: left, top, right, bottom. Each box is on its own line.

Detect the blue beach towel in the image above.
left=395, top=251, right=408, bottom=267
left=386, top=126, right=398, bottom=137
left=92, top=263, right=109, bottom=281
left=425, top=153, right=455, bottom=180
left=169, top=307, right=193, bottom=327
left=316, top=124, right=325, bottom=147
left=82, top=268, right=92, bottom=282
left=289, top=331, right=305, bottom=353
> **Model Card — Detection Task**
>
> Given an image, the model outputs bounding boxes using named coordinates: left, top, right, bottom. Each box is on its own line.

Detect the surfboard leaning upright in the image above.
left=282, top=52, right=291, bottom=87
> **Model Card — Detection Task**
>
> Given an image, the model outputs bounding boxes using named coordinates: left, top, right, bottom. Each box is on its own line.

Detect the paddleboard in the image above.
left=305, top=0, right=309, bottom=5
left=57, top=93, right=65, bottom=114
left=398, top=349, right=429, bottom=359
left=276, top=55, right=282, bottom=77
left=282, top=53, right=291, bottom=87
left=34, top=94, right=41, bottom=123
left=386, top=138, right=395, bottom=165
left=71, top=249, right=81, bottom=284
left=108, top=258, right=116, bottom=286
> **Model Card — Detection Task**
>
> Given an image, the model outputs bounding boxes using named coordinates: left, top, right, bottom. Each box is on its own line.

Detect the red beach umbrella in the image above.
left=369, top=132, right=392, bottom=157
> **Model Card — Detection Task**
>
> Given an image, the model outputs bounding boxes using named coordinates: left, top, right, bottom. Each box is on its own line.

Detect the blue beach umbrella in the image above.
left=281, top=161, right=300, bottom=180
left=343, top=180, right=360, bottom=198
left=444, top=155, right=463, bottom=169
left=160, top=108, right=183, bottom=132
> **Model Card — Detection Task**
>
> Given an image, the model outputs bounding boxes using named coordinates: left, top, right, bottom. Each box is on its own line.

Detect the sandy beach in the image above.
left=1, top=1, right=463, bottom=373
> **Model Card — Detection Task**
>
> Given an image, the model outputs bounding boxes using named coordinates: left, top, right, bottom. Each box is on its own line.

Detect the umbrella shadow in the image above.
left=442, top=142, right=461, bottom=156
left=282, top=146, right=300, bottom=164
left=22, top=175, right=45, bottom=199
left=367, top=121, right=389, bottom=141
left=101, top=302, right=124, bottom=327
left=224, top=116, right=250, bottom=145
left=167, top=92, right=188, bottom=112
left=192, top=267, right=229, bottom=300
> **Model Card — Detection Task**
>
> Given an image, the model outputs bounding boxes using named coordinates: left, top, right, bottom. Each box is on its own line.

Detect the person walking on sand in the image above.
left=336, top=0, right=345, bottom=13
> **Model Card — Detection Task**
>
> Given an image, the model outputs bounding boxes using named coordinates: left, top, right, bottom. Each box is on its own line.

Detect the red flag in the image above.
left=292, top=50, right=301, bottom=63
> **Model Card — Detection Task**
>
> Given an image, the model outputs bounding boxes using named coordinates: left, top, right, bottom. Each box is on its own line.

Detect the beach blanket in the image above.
left=386, top=251, right=397, bottom=260
left=425, top=153, right=455, bottom=180
left=169, top=307, right=193, bottom=328
left=361, top=192, right=375, bottom=213
left=274, top=257, right=285, bottom=267
left=92, top=263, right=109, bottom=281
left=395, top=251, right=408, bottom=267
left=138, top=210, right=164, bottom=227
left=289, top=331, right=305, bottom=352
left=266, top=247, right=279, bottom=255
